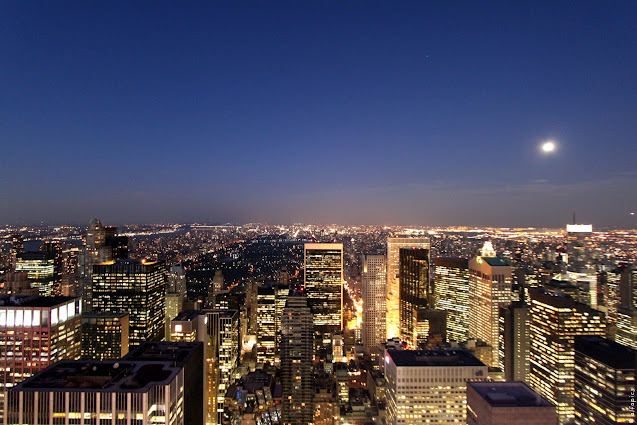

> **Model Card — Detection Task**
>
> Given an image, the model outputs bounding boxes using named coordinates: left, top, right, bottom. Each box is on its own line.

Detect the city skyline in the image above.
left=2, top=2, right=636, bottom=228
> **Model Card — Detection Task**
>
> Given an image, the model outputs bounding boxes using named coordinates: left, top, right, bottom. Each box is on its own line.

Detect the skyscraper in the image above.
left=256, top=284, right=276, bottom=364
left=15, top=252, right=56, bottom=296
left=303, top=243, right=343, bottom=351
left=398, top=248, right=432, bottom=348
left=529, top=288, right=606, bottom=424
left=362, top=253, right=386, bottom=355
left=434, top=257, right=470, bottom=342
left=566, top=224, right=593, bottom=273
left=386, top=236, right=430, bottom=339
left=281, top=295, right=313, bottom=425
left=81, top=311, right=130, bottom=360
left=91, top=259, right=166, bottom=346
left=574, top=335, right=636, bottom=425
left=385, top=349, right=488, bottom=425
left=170, top=309, right=239, bottom=425
left=499, top=302, right=530, bottom=382
left=0, top=295, right=82, bottom=418
left=468, top=255, right=512, bottom=367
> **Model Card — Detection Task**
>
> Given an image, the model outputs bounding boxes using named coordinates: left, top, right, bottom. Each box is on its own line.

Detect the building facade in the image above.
left=362, top=253, right=386, bottom=355
left=529, top=288, right=606, bottom=424
left=398, top=248, right=432, bottom=348
left=574, top=335, right=637, bottom=425
left=386, top=237, right=430, bottom=339
left=81, top=311, right=130, bottom=360
left=385, top=349, right=488, bottom=424
left=434, top=257, right=470, bottom=343
left=91, top=259, right=166, bottom=346
left=499, top=302, right=530, bottom=382
left=468, top=256, right=512, bottom=367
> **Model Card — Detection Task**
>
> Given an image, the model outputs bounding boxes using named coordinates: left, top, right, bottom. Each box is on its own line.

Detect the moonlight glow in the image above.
left=541, top=140, right=556, bottom=153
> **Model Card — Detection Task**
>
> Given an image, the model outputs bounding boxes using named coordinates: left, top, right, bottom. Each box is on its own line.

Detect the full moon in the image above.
left=541, top=140, right=556, bottom=153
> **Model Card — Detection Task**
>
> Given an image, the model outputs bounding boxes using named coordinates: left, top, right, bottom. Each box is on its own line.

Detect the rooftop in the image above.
left=480, top=257, right=510, bottom=267
left=124, top=341, right=203, bottom=367
left=469, top=382, right=554, bottom=408
left=387, top=349, right=485, bottom=367
left=0, top=294, right=77, bottom=308
left=13, top=360, right=180, bottom=393
left=82, top=311, right=129, bottom=319
left=575, top=335, right=637, bottom=369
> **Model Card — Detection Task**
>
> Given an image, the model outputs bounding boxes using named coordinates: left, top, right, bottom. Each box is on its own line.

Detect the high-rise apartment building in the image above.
left=303, top=243, right=343, bottom=350
left=499, top=302, right=530, bottom=382
left=362, top=253, right=386, bottom=355
left=399, top=248, right=432, bottom=348
left=0, top=295, right=82, bottom=417
left=256, top=285, right=276, bottom=364
left=574, top=335, right=636, bottom=425
left=281, top=295, right=314, bottom=425
left=386, top=237, right=430, bottom=339
left=81, top=311, right=130, bottom=360
left=274, top=282, right=289, bottom=359
left=434, top=257, right=470, bottom=342
left=385, top=349, right=488, bottom=425
left=566, top=224, right=593, bottom=273
left=91, top=259, right=166, bottom=346
left=468, top=256, right=512, bottom=367
left=7, top=341, right=204, bottom=425
left=15, top=252, right=56, bottom=296
left=529, top=288, right=606, bottom=424
left=466, top=381, right=557, bottom=425
left=170, top=309, right=239, bottom=425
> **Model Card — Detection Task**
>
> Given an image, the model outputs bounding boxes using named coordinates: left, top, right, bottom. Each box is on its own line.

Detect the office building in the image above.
left=168, top=265, right=187, bottom=294
left=499, top=302, right=530, bottom=382
left=303, top=243, right=343, bottom=350
left=170, top=309, right=239, bottom=425
left=6, top=341, right=203, bottom=425
left=574, top=335, right=636, bottom=425
left=91, top=259, right=166, bottom=346
left=398, top=248, right=432, bottom=348
left=466, top=381, right=557, bottom=425
left=385, top=349, right=488, bottom=425
left=529, top=288, right=606, bottom=424
left=0, top=295, right=82, bottom=417
left=81, top=311, right=130, bottom=360
left=566, top=224, right=593, bottom=273
left=274, top=282, right=289, bottom=359
left=165, top=292, right=184, bottom=342
left=15, top=252, right=57, bottom=296
left=256, top=285, right=276, bottom=364
left=0, top=272, right=36, bottom=296
left=468, top=256, right=512, bottom=367
left=386, top=236, right=430, bottom=339
left=362, top=253, right=386, bottom=355
left=9, top=234, right=23, bottom=268
left=124, top=341, right=205, bottom=425
left=434, top=257, right=470, bottom=342
left=281, top=295, right=313, bottom=425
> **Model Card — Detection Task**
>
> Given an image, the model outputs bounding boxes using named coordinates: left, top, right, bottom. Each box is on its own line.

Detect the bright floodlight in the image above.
left=541, top=140, right=556, bottom=153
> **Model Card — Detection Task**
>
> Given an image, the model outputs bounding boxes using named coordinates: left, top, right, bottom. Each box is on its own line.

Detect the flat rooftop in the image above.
left=481, top=257, right=510, bottom=267
left=469, top=382, right=554, bottom=408
left=0, top=295, right=77, bottom=308
left=576, top=335, right=637, bottom=369
left=387, top=349, right=485, bottom=367
left=82, top=311, right=129, bottom=319
left=13, top=360, right=180, bottom=393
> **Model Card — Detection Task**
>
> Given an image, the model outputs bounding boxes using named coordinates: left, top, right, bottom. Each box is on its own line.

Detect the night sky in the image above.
left=2, top=2, right=636, bottom=227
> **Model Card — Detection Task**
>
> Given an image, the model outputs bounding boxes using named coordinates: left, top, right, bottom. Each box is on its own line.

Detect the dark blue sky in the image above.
left=1, top=1, right=636, bottom=227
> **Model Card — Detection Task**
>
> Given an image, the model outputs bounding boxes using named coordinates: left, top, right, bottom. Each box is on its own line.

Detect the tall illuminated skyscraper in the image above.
left=399, top=248, right=432, bottom=348
left=303, top=243, right=343, bottom=350
left=256, top=285, right=276, bottom=364
left=574, top=335, right=636, bottom=425
left=0, top=295, right=82, bottom=418
left=281, top=295, right=313, bottom=425
left=468, top=255, right=512, bottom=367
left=529, top=288, right=606, bottom=424
left=386, top=237, right=430, bottom=339
left=91, top=259, right=166, bottom=346
left=362, top=253, right=386, bottom=355
left=434, top=257, right=470, bottom=342
left=170, top=309, right=239, bottom=425
left=499, top=302, right=530, bottom=382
